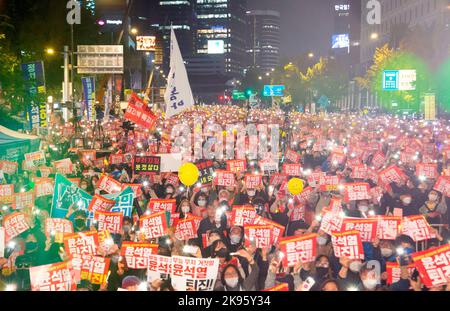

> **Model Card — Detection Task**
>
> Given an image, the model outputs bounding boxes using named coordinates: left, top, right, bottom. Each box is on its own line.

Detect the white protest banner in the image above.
left=158, top=153, right=182, bottom=173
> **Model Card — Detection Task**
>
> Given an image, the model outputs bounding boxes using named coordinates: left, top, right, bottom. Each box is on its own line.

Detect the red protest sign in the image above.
left=30, top=261, right=77, bottom=291
left=342, top=182, right=371, bottom=202
left=35, top=179, right=54, bottom=197
left=0, top=160, right=18, bottom=175
left=433, top=176, right=450, bottom=197
left=307, top=172, right=326, bottom=188
left=230, top=205, right=258, bottom=227
left=293, top=187, right=313, bottom=204
left=402, top=215, right=436, bottom=242
left=244, top=174, right=262, bottom=189
left=244, top=225, right=273, bottom=249
left=213, top=170, right=236, bottom=187
left=253, top=216, right=285, bottom=245
left=369, top=186, right=384, bottom=203
left=95, top=211, right=123, bottom=234
left=0, top=184, right=14, bottom=204
left=64, top=231, right=99, bottom=256
left=174, top=218, right=198, bottom=241
left=285, top=148, right=301, bottom=164
left=71, top=254, right=110, bottom=285
left=88, top=195, right=116, bottom=214
left=45, top=218, right=74, bottom=243
left=96, top=175, right=122, bottom=194
left=39, top=166, right=53, bottom=178
left=120, top=242, right=158, bottom=269
left=53, top=158, right=73, bottom=175
left=148, top=199, right=177, bottom=214
left=416, top=163, right=438, bottom=179
left=350, top=164, right=368, bottom=180
left=331, top=230, right=364, bottom=260
left=109, top=154, right=125, bottom=165
left=319, top=212, right=344, bottom=235
left=3, top=212, right=30, bottom=241
left=263, top=283, right=289, bottom=291
left=139, top=211, right=169, bottom=239
left=378, top=165, right=406, bottom=187
left=342, top=218, right=378, bottom=242
left=386, top=262, right=416, bottom=285
left=12, top=191, right=35, bottom=210
left=371, top=152, right=386, bottom=169
left=270, top=173, right=287, bottom=187
left=279, top=234, right=317, bottom=267
left=282, top=164, right=302, bottom=176
left=319, top=175, right=340, bottom=192
left=124, top=103, right=157, bottom=129
left=372, top=216, right=401, bottom=240
left=412, top=244, right=450, bottom=288
left=289, top=204, right=306, bottom=222
left=226, top=160, right=247, bottom=173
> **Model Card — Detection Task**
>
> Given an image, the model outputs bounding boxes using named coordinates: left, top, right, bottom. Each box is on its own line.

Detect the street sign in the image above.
left=232, top=90, right=247, bottom=101
left=77, top=45, right=124, bottom=74
left=383, top=70, right=416, bottom=91
left=263, top=85, right=285, bottom=97
left=383, top=70, right=399, bottom=91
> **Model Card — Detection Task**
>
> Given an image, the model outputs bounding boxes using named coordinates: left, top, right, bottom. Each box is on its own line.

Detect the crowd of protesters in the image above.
left=1, top=106, right=450, bottom=292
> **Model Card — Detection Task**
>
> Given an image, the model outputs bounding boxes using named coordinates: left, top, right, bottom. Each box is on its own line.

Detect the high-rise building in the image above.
left=331, top=0, right=361, bottom=77
left=186, top=0, right=249, bottom=100
left=154, top=0, right=195, bottom=71
left=360, top=0, right=450, bottom=66
left=246, top=10, right=280, bottom=73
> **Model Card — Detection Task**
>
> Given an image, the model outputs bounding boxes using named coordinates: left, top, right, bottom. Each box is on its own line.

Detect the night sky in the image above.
left=247, top=0, right=335, bottom=60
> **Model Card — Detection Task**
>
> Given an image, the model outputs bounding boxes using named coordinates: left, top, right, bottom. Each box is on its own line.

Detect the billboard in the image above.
left=263, top=85, right=285, bottom=97
left=332, top=34, right=350, bottom=49
left=207, top=40, right=225, bottom=54
left=383, top=70, right=416, bottom=91
left=136, top=36, right=156, bottom=51
left=77, top=45, right=124, bottom=74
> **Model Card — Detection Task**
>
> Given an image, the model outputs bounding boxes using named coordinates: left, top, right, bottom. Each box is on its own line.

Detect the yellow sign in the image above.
left=424, top=94, right=436, bottom=121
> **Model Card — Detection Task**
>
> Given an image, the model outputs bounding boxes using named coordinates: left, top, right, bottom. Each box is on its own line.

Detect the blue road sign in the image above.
left=263, top=85, right=285, bottom=97
left=383, top=70, right=399, bottom=91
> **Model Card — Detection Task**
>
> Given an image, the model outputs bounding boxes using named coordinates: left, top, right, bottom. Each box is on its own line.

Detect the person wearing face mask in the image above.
left=215, top=249, right=260, bottom=291
left=178, top=199, right=192, bottom=218
left=190, top=192, right=208, bottom=217
left=299, top=255, right=334, bottom=291
left=69, top=210, right=89, bottom=233
left=227, top=226, right=244, bottom=252
left=395, top=194, right=418, bottom=216
left=419, top=190, right=447, bottom=224
left=121, top=217, right=134, bottom=243
left=14, top=229, right=61, bottom=290
left=164, top=184, right=176, bottom=199
left=337, top=256, right=363, bottom=289
left=359, top=263, right=381, bottom=291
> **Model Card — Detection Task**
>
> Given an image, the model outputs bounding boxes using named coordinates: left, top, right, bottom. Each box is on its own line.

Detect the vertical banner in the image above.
left=82, top=77, right=96, bottom=121
left=21, top=61, right=46, bottom=130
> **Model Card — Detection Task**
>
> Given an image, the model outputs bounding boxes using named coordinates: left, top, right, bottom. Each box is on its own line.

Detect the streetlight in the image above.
left=46, top=48, right=55, bottom=55
left=370, top=32, right=379, bottom=40
left=131, top=27, right=138, bottom=35
left=258, top=76, right=262, bottom=80
left=308, top=52, right=314, bottom=58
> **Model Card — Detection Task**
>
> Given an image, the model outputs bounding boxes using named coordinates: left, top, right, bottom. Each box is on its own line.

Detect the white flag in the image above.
left=164, top=28, right=194, bottom=118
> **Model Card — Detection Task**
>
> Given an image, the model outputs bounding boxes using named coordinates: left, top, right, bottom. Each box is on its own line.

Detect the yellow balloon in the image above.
left=178, top=163, right=200, bottom=187
left=287, top=178, right=304, bottom=196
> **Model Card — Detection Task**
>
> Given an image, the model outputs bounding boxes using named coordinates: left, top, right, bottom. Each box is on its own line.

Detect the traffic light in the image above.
left=245, top=88, right=254, bottom=99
